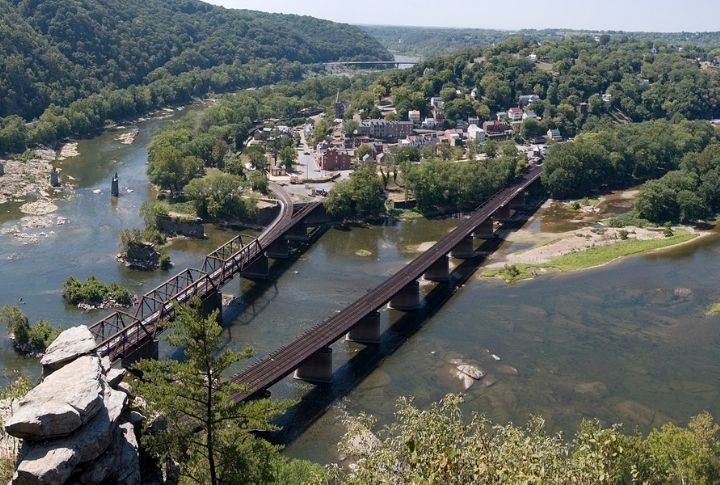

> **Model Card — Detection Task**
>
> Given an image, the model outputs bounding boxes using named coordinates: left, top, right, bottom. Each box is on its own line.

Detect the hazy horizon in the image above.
left=205, top=0, right=720, bottom=33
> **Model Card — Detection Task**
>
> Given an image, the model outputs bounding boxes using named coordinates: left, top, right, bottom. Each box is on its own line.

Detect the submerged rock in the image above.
left=6, top=356, right=103, bottom=441
left=40, top=325, right=97, bottom=372
left=456, top=364, right=485, bottom=380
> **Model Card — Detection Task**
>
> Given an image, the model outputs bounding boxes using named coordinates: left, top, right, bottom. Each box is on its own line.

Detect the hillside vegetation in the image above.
left=0, top=0, right=389, bottom=136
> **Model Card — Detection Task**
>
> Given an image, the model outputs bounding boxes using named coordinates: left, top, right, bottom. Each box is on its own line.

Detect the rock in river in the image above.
left=5, top=356, right=103, bottom=441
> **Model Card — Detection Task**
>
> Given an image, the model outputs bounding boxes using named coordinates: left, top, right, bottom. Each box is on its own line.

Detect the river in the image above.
left=0, top=109, right=719, bottom=466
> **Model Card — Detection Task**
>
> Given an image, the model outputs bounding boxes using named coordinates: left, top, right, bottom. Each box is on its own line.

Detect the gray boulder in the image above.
left=105, top=368, right=126, bottom=389
left=6, top=356, right=103, bottom=440
left=12, top=388, right=127, bottom=485
left=40, top=326, right=97, bottom=372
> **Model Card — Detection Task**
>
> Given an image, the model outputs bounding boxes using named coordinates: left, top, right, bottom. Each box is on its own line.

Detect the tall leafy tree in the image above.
left=134, top=299, right=293, bottom=484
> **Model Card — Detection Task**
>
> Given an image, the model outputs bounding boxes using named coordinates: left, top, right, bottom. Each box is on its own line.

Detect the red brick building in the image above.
left=319, top=148, right=352, bottom=171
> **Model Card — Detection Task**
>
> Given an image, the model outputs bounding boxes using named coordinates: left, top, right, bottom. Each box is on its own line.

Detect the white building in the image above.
left=421, top=117, right=437, bottom=129
left=408, top=110, right=421, bottom=124
left=467, top=124, right=486, bottom=144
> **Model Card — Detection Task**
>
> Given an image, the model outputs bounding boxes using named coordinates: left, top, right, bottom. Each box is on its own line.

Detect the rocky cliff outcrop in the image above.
left=5, top=326, right=142, bottom=485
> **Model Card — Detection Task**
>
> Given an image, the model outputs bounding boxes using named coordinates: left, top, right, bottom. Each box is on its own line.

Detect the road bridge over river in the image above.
left=230, top=166, right=543, bottom=401
left=88, top=182, right=326, bottom=362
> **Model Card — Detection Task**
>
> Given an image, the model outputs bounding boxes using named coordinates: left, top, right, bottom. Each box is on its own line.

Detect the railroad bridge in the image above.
left=230, top=166, right=544, bottom=402
left=88, top=182, right=328, bottom=363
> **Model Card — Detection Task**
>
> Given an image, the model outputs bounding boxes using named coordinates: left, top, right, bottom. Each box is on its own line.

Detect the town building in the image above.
left=356, top=119, right=414, bottom=140
left=430, top=97, right=443, bottom=109
left=522, top=110, right=538, bottom=121
left=408, top=110, right=421, bottom=124
left=519, top=94, right=540, bottom=106
left=547, top=128, right=563, bottom=142
left=507, top=107, right=524, bottom=122
left=578, top=102, right=589, bottom=114
left=468, top=116, right=480, bottom=126
left=421, top=117, right=437, bottom=129
left=602, top=93, right=613, bottom=103
left=319, top=148, right=353, bottom=171
left=467, top=124, right=486, bottom=144
left=483, top=120, right=513, bottom=137
left=334, top=90, right=345, bottom=120
left=470, top=88, right=479, bottom=99
left=528, top=53, right=538, bottom=62
left=400, top=133, right=438, bottom=148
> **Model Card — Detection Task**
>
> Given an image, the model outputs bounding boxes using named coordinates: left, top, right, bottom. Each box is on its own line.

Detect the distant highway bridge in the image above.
left=323, top=60, right=417, bottom=69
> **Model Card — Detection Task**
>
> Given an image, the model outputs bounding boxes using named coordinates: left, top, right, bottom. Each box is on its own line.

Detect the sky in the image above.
left=206, top=0, right=720, bottom=33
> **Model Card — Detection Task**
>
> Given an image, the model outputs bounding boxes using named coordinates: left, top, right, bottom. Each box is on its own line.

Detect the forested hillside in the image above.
left=0, top=0, right=390, bottom=120
left=361, top=25, right=720, bottom=59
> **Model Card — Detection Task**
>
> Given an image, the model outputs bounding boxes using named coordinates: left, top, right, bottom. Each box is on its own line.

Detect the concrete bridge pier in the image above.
left=495, top=204, right=513, bottom=222
left=122, top=338, right=159, bottom=368
left=266, top=238, right=290, bottom=259
left=293, top=347, right=333, bottom=383
left=200, top=290, right=222, bottom=322
left=473, top=217, right=495, bottom=239
left=451, top=236, right=475, bottom=259
left=389, top=280, right=422, bottom=310
left=424, top=255, right=450, bottom=282
left=241, top=255, right=269, bottom=280
left=346, top=311, right=381, bottom=344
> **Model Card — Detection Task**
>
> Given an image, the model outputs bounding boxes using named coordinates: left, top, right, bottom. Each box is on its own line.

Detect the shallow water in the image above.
left=0, top=113, right=718, bottom=467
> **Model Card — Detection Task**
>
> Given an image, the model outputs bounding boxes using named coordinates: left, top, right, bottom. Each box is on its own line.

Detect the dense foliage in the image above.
left=324, top=166, right=387, bottom=220
left=0, top=0, right=390, bottom=154
left=542, top=120, right=717, bottom=199
left=404, top=155, right=519, bottom=214
left=184, top=174, right=257, bottom=220
left=363, top=24, right=720, bottom=59
left=332, top=394, right=720, bottom=484
left=62, top=276, right=132, bottom=306
left=636, top=144, right=720, bottom=223
left=0, top=305, right=59, bottom=355
left=0, top=0, right=389, bottom=120
left=134, top=299, right=323, bottom=484
left=368, top=35, right=720, bottom=138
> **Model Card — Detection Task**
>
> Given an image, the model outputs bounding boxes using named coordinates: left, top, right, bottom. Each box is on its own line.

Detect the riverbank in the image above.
left=482, top=227, right=703, bottom=282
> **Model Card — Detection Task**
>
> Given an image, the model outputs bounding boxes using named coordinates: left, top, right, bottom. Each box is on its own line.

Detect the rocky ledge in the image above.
left=5, top=326, right=141, bottom=485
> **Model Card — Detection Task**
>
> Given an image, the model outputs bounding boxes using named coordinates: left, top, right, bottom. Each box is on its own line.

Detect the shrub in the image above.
left=140, top=200, right=170, bottom=229
left=160, top=254, right=172, bottom=270
left=618, top=229, right=629, bottom=240
left=62, top=276, right=132, bottom=306
left=0, top=305, right=59, bottom=355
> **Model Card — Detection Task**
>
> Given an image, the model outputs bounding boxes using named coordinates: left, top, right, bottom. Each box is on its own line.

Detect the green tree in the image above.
left=356, top=144, right=374, bottom=161
left=279, top=146, right=296, bottom=172
left=324, top=166, right=386, bottom=220
left=332, top=394, right=720, bottom=484
left=134, top=299, right=320, bottom=484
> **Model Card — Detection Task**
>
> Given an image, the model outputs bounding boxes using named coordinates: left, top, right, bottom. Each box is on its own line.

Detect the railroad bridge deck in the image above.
left=230, top=166, right=543, bottom=401
left=88, top=182, right=323, bottom=361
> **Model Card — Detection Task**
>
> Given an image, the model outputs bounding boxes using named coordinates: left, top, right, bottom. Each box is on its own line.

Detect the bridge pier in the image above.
left=424, top=255, right=450, bottom=282
left=293, top=347, right=333, bottom=383
left=495, top=204, right=513, bottom=222
left=451, top=236, right=475, bottom=259
left=241, top=255, right=269, bottom=280
left=200, top=290, right=222, bottom=322
left=121, top=338, right=159, bottom=368
left=286, top=224, right=309, bottom=242
left=473, top=217, right=495, bottom=239
left=509, top=192, right=526, bottom=210
left=266, top=238, right=290, bottom=259
left=346, top=311, right=381, bottom=344
left=389, top=280, right=421, bottom=311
